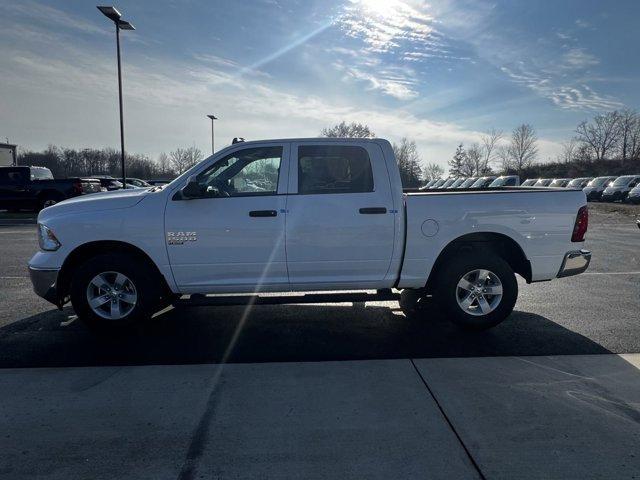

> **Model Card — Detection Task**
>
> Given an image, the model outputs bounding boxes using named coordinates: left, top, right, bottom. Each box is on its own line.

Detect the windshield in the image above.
left=549, top=179, right=567, bottom=187
left=460, top=178, right=477, bottom=188
left=471, top=177, right=488, bottom=187
left=440, top=178, right=456, bottom=188
left=567, top=178, right=585, bottom=187
left=521, top=179, right=537, bottom=186
left=534, top=179, right=551, bottom=186
left=587, top=177, right=610, bottom=187
left=612, top=176, right=633, bottom=186
left=489, top=177, right=509, bottom=187
left=450, top=178, right=465, bottom=187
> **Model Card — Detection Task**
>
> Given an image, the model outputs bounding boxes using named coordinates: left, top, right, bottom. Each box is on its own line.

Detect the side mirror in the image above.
left=181, top=175, right=202, bottom=199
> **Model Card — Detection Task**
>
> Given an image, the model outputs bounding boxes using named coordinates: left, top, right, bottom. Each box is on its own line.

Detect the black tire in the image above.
left=400, top=289, right=425, bottom=317
left=434, top=250, right=518, bottom=330
left=39, top=193, right=64, bottom=211
left=70, top=253, right=161, bottom=331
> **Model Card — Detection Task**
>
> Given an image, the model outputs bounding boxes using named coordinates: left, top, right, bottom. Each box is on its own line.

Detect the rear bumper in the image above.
left=28, top=267, right=59, bottom=304
left=557, top=250, right=591, bottom=278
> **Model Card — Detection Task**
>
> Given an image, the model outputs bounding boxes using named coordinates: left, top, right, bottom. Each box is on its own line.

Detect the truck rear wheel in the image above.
left=434, top=251, right=517, bottom=330
left=70, top=253, right=161, bottom=331
left=39, top=193, right=64, bottom=211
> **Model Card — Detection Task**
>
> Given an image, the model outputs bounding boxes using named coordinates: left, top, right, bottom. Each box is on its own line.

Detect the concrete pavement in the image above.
left=1, top=355, right=640, bottom=479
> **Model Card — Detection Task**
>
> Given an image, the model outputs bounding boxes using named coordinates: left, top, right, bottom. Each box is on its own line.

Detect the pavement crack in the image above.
left=410, top=359, right=487, bottom=480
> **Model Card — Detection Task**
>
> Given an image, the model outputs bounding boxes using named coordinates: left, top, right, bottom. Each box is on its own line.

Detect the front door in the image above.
left=285, top=142, right=396, bottom=289
left=165, top=144, right=289, bottom=292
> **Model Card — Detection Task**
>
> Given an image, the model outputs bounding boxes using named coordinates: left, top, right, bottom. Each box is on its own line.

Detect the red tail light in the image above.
left=571, top=205, right=588, bottom=242
left=73, top=181, right=83, bottom=194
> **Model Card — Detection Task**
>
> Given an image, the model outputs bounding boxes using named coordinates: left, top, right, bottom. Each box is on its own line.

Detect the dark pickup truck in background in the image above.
left=0, top=166, right=102, bottom=211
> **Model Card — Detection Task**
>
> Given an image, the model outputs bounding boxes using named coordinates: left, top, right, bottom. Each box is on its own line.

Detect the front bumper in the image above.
left=557, top=250, right=591, bottom=278
left=585, top=190, right=602, bottom=201
left=601, top=191, right=623, bottom=202
left=28, top=267, right=59, bottom=304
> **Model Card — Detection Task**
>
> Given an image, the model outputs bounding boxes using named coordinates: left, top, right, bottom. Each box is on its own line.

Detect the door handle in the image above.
left=359, top=207, right=387, bottom=214
left=249, top=210, right=278, bottom=217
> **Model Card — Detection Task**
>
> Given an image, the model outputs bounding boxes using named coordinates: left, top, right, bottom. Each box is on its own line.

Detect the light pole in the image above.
left=97, top=6, right=135, bottom=189
left=207, top=114, right=218, bottom=154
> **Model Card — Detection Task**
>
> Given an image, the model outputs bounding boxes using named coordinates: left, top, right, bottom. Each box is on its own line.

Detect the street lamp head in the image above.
left=97, top=6, right=122, bottom=22
left=207, top=115, right=218, bottom=120
left=117, top=20, right=135, bottom=30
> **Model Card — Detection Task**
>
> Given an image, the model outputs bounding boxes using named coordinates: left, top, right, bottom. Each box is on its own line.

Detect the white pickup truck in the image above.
left=29, top=138, right=591, bottom=331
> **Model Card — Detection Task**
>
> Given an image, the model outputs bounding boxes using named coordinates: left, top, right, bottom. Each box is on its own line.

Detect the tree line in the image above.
left=450, top=108, right=640, bottom=180
left=16, top=145, right=204, bottom=180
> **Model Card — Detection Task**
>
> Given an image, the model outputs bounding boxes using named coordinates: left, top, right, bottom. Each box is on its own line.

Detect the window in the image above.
left=0, top=169, right=26, bottom=184
left=298, top=145, right=373, bottom=195
left=196, top=146, right=282, bottom=197
left=31, top=168, right=53, bottom=180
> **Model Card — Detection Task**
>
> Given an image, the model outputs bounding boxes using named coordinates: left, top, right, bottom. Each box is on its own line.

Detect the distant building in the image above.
left=0, top=143, right=17, bottom=166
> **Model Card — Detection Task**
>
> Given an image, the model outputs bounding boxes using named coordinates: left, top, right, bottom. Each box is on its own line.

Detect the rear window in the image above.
left=298, top=145, right=373, bottom=195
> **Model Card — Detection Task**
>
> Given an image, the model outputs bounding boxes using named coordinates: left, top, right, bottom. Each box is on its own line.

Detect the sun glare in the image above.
left=357, top=0, right=400, bottom=17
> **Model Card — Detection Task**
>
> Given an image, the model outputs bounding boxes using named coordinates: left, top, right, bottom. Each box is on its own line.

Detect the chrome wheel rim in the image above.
left=456, top=269, right=503, bottom=316
left=86, top=271, right=137, bottom=320
left=43, top=199, right=57, bottom=208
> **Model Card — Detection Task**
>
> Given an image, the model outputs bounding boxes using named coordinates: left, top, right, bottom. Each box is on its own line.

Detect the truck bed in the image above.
left=397, top=186, right=587, bottom=288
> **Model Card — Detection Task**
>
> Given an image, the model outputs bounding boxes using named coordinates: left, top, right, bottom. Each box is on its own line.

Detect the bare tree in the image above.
left=157, top=152, right=172, bottom=176
left=393, top=137, right=422, bottom=187
left=557, top=138, right=578, bottom=163
left=422, top=162, right=444, bottom=180
left=501, top=124, right=538, bottom=176
left=170, top=146, right=203, bottom=174
left=480, top=128, right=502, bottom=170
left=617, top=109, right=639, bottom=164
left=463, top=143, right=483, bottom=176
left=320, top=121, right=375, bottom=138
left=575, top=111, right=621, bottom=161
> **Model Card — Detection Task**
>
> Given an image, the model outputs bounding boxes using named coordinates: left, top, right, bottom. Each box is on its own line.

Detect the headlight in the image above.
left=38, top=224, right=61, bottom=251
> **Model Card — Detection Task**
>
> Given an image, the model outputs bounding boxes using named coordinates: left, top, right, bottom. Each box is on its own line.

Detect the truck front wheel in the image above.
left=435, top=251, right=518, bottom=330
left=70, top=253, right=161, bottom=331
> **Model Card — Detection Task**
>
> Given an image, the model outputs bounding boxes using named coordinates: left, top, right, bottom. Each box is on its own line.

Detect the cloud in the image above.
left=563, top=48, right=599, bottom=69
left=0, top=1, right=110, bottom=36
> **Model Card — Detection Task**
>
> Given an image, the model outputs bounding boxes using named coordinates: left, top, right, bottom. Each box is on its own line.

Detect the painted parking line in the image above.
left=582, top=271, right=640, bottom=275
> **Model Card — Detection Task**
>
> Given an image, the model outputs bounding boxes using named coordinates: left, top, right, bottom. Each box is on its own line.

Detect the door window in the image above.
left=298, top=145, right=373, bottom=195
left=196, top=146, right=282, bottom=197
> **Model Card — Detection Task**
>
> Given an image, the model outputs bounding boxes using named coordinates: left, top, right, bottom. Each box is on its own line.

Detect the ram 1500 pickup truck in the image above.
left=0, top=166, right=102, bottom=211
left=28, top=138, right=591, bottom=331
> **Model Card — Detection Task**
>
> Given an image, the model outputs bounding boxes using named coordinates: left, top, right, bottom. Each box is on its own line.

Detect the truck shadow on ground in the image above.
left=0, top=300, right=612, bottom=368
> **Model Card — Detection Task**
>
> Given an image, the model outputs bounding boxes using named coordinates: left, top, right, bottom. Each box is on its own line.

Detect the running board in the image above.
left=175, top=290, right=400, bottom=307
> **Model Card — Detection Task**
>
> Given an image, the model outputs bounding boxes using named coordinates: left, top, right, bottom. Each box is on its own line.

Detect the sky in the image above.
left=0, top=0, right=639, bottom=171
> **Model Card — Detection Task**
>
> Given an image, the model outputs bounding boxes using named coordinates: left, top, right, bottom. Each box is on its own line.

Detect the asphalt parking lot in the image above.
left=1, top=206, right=639, bottom=479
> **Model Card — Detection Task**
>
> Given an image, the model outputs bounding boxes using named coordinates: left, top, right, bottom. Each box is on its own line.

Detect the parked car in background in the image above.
left=459, top=177, right=478, bottom=188
left=438, top=178, right=457, bottom=189
left=566, top=178, right=593, bottom=189
left=549, top=178, right=571, bottom=188
left=0, top=166, right=101, bottom=211
left=627, top=184, right=640, bottom=204
left=583, top=176, right=617, bottom=201
left=447, top=177, right=467, bottom=188
left=147, top=179, right=172, bottom=186
left=521, top=179, right=538, bottom=186
left=534, top=178, right=553, bottom=187
left=489, top=175, right=520, bottom=187
left=30, top=137, right=591, bottom=332
left=127, top=178, right=151, bottom=188
left=471, top=176, right=497, bottom=188
left=92, top=176, right=123, bottom=191
left=601, top=175, right=640, bottom=202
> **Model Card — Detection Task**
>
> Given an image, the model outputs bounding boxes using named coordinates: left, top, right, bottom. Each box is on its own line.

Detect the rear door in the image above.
left=285, top=141, right=396, bottom=289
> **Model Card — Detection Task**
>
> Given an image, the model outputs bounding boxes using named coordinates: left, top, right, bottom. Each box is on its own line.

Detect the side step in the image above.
left=175, top=289, right=400, bottom=307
